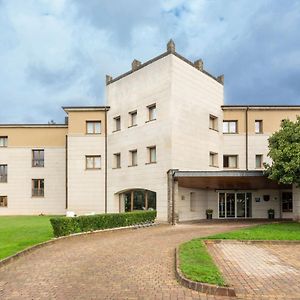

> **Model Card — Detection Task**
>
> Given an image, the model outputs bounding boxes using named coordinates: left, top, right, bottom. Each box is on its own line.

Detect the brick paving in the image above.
left=207, top=241, right=300, bottom=300
left=0, top=221, right=256, bottom=300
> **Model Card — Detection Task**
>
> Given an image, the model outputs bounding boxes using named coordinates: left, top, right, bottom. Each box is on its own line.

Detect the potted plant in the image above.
left=206, top=209, right=213, bottom=220
left=268, top=209, right=275, bottom=219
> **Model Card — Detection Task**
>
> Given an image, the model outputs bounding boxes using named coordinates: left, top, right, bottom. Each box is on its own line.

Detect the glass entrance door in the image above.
left=219, top=192, right=252, bottom=218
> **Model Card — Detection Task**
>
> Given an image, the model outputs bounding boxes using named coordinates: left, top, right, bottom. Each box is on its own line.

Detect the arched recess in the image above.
left=116, top=188, right=156, bottom=212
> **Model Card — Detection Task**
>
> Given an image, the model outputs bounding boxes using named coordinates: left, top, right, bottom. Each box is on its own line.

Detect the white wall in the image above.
left=0, top=147, right=66, bottom=215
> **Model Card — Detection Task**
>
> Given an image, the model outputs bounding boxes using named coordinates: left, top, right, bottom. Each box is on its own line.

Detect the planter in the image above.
left=268, top=212, right=275, bottom=219
left=206, top=213, right=213, bottom=220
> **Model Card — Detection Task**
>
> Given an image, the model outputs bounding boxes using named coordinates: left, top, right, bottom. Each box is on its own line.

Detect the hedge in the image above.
left=50, top=210, right=157, bottom=237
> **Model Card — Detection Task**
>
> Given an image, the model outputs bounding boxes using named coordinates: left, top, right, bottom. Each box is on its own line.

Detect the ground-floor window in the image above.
left=282, top=192, right=293, bottom=212
left=219, top=192, right=252, bottom=218
left=0, top=196, right=7, bottom=207
left=121, top=189, right=156, bottom=212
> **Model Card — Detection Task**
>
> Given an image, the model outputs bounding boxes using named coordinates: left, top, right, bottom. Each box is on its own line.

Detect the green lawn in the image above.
left=0, top=216, right=54, bottom=260
left=179, top=239, right=225, bottom=286
left=207, top=222, right=300, bottom=241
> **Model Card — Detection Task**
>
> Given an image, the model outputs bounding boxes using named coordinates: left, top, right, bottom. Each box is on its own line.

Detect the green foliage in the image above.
left=50, top=211, right=157, bottom=237
left=179, top=240, right=225, bottom=286
left=264, top=116, right=300, bottom=186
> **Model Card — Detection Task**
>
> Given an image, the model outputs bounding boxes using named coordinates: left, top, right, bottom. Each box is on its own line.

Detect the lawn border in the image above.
left=0, top=222, right=159, bottom=269
left=174, top=247, right=236, bottom=297
left=205, top=239, right=300, bottom=245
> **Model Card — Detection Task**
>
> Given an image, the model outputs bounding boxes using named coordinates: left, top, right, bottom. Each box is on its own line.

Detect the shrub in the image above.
left=50, top=210, right=157, bottom=237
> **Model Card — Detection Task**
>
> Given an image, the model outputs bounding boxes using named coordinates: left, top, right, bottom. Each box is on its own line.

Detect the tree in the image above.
left=264, top=116, right=300, bottom=186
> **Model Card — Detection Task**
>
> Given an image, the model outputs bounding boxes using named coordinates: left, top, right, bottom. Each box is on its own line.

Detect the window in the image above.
left=223, top=121, right=238, bottom=133
left=129, top=150, right=137, bottom=166
left=255, top=120, right=263, bottom=134
left=86, top=155, right=101, bottom=169
left=114, top=116, right=121, bottom=131
left=148, top=104, right=156, bottom=121
left=0, top=165, right=7, bottom=182
left=114, top=153, right=121, bottom=169
left=209, top=152, right=218, bottom=167
left=32, top=150, right=44, bottom=167
left=190, top=192, right=197, bottom=212
left=86, top=121, right=101, bottom=134
left=129, top=111, right=137, bottom=127
left=0, top=136, right=8, bottom=147
left=223, top=155, right=238, bottom=168
left=0, top=196, right=7, bottom=207
left=255, top=154, right=263, bottom=169
left=209, top=115, right=218, bottom=131
left=282, top=192, right=293, bottom=212
left=32, top=179, right=44, bottom=197
left=147, top=146, right=156, bottom=163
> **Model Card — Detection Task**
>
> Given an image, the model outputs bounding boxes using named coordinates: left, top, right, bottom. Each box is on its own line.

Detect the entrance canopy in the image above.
left=174, top=170, right=291, bottom=190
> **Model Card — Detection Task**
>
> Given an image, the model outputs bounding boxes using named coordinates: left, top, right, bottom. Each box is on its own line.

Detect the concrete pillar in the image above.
left=292, top=184, right=300, bottom=221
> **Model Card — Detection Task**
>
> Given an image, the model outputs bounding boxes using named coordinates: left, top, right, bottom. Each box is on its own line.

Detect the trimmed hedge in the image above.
left=50, top=210, right=157, bottom=237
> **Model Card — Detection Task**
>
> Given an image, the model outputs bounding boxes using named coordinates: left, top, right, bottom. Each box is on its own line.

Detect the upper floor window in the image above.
left=86, top=121, right=101, bottom=134
left=255, top=120, right=263, bottom=134
left=113, top=153, right=121, bottom=169
left=86, top=155, right=101, bottom=169
left=129, top=111, right=137, bottom=127
left=147, top=146, right=156, bottom=164
left=0, top=196, right=7, bottom=207
left=223, top=155, right=238, bottom=168
left=32, top=179, right=44, bottom=197
left=0, top=136, right=8, bottom=147
left=209, top=115, right=218, bottom=131
left=114, top=116, right=121, bottom=131
left=129, top=149, right=137, bottom=166
left=32, top=149, right=44, bottom=167
left=255, top=154, right=263, bottom=169
left=148, top=104, right=156, bottom=121
left=0, top=165, right=7, bottom=183
left=209, top=152, right=218, bottom=167
left=223, top=121, right=238, bottom=134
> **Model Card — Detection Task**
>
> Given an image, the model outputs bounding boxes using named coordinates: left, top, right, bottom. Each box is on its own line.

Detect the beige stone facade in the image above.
left=0, top=41, right=299, bottom=221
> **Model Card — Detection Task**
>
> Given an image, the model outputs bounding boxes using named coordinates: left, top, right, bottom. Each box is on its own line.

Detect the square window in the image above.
left=86, top=121, right=101, bottom=134
left=255, top=120, right=263, bottom=134
left=148, top=104, right=156, bottom=121
left=0, top=136, right=8, bottom=147
left=0, top=196, right=7, bottom=207
left=0, top=164, right=7, bottom=182
left=223, top=121, right=238, bottom=133
left=86, top=155, right=101, bottom=169
left=223, top=155, right=238, bottom=168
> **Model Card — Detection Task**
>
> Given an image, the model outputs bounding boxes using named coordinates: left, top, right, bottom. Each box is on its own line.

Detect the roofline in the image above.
left=106, top=51, right=223, bottom=86
left=222, top=105, right=300, bottom=110
left=0, top=124, right=68, bottom=128
left=62, top=106, right=110, bottom=113
left=173, top=170, right=265, bottom=178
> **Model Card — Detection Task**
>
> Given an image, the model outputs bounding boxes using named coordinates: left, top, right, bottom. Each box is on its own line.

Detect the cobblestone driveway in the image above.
left=0, top=222, right=254, bottom=300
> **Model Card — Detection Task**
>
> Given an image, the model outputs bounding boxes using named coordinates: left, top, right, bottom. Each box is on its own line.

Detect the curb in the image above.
left=204, top=239, right=300, bottom=245
left=174, top=247, right=236, bottom=297
left=0, top=222, right=160, bottom=269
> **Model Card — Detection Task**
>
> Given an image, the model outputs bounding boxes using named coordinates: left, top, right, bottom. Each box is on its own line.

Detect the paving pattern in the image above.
left=207, top=241, right=300, bottom=300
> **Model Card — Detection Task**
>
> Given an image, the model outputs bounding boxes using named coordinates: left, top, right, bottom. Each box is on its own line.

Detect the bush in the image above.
left=50, top=210, right=157, bottom=237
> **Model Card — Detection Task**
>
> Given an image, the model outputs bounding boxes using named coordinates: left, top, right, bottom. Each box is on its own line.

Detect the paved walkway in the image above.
left=0, top=222, right=254, bottom=300
left=207, top=241, right=300, bottom=300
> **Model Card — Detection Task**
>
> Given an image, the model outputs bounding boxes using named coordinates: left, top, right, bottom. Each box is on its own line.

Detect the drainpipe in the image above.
left=104, top=107, right=108, bottom=213
left=172, top=170, right=176, bottom=225
left=245, top=107, right=249, bottom=170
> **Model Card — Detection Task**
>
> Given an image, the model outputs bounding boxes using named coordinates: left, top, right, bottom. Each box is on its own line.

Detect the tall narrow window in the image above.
left=223, top=155, right=238, bottom=168
left=223, top=121, right=238, bottom=133
left=129, top=111, right=137, bottom=127
left=255, top=154, right=263, bottom=169
left=0, top=196, right=7, bottom=207
left=129, top=150, right=137, bottom=166
left=114, top=153, right=121, bottom=169
left=86, top=121, right=101, bottom=134
left=0, top=136, right=8, bottom=147
left=148, top=104, right=156, bottom=121
left=0, top=165, right=7, bottom=182
left=32, top=150, right=44, bottom=167
left=32, top=179, right=44, bottom=197
left=86, top=155, right=101, bottom=169
left=255, top=120, right=263, bottom=134
left=209, top=115, right=218, bottom=131
left=282, top=192, right=293, bottom=212
left=147, top=146, right=156, bottom=163
left=209, top=152, right=218, bottom=167
left=114, top=116, right=121, bottom=131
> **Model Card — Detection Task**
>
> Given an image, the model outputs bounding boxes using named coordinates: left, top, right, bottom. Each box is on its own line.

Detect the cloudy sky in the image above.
left=0, top=0, right=300, bottom=123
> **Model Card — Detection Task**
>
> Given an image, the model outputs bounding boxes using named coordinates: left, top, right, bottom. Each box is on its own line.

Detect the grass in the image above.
left=0, top=216, right=54, bottom=260
left=207, top=222, right=300, bottom=241
left=179, top=222, right=300, bottom=286
left=179, top=239, right=225, bottom=286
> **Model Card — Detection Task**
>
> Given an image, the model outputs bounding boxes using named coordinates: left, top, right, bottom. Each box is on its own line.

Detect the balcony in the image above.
left=32, top=159, right=44, bottom=168
left=32, top=188, right=44, bottom=197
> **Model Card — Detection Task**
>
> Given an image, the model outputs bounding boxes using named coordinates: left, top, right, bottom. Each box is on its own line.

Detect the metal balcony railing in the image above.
left=32, top=188, right=44, bottom=197
left=32, top=159, right=44, bottom=167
